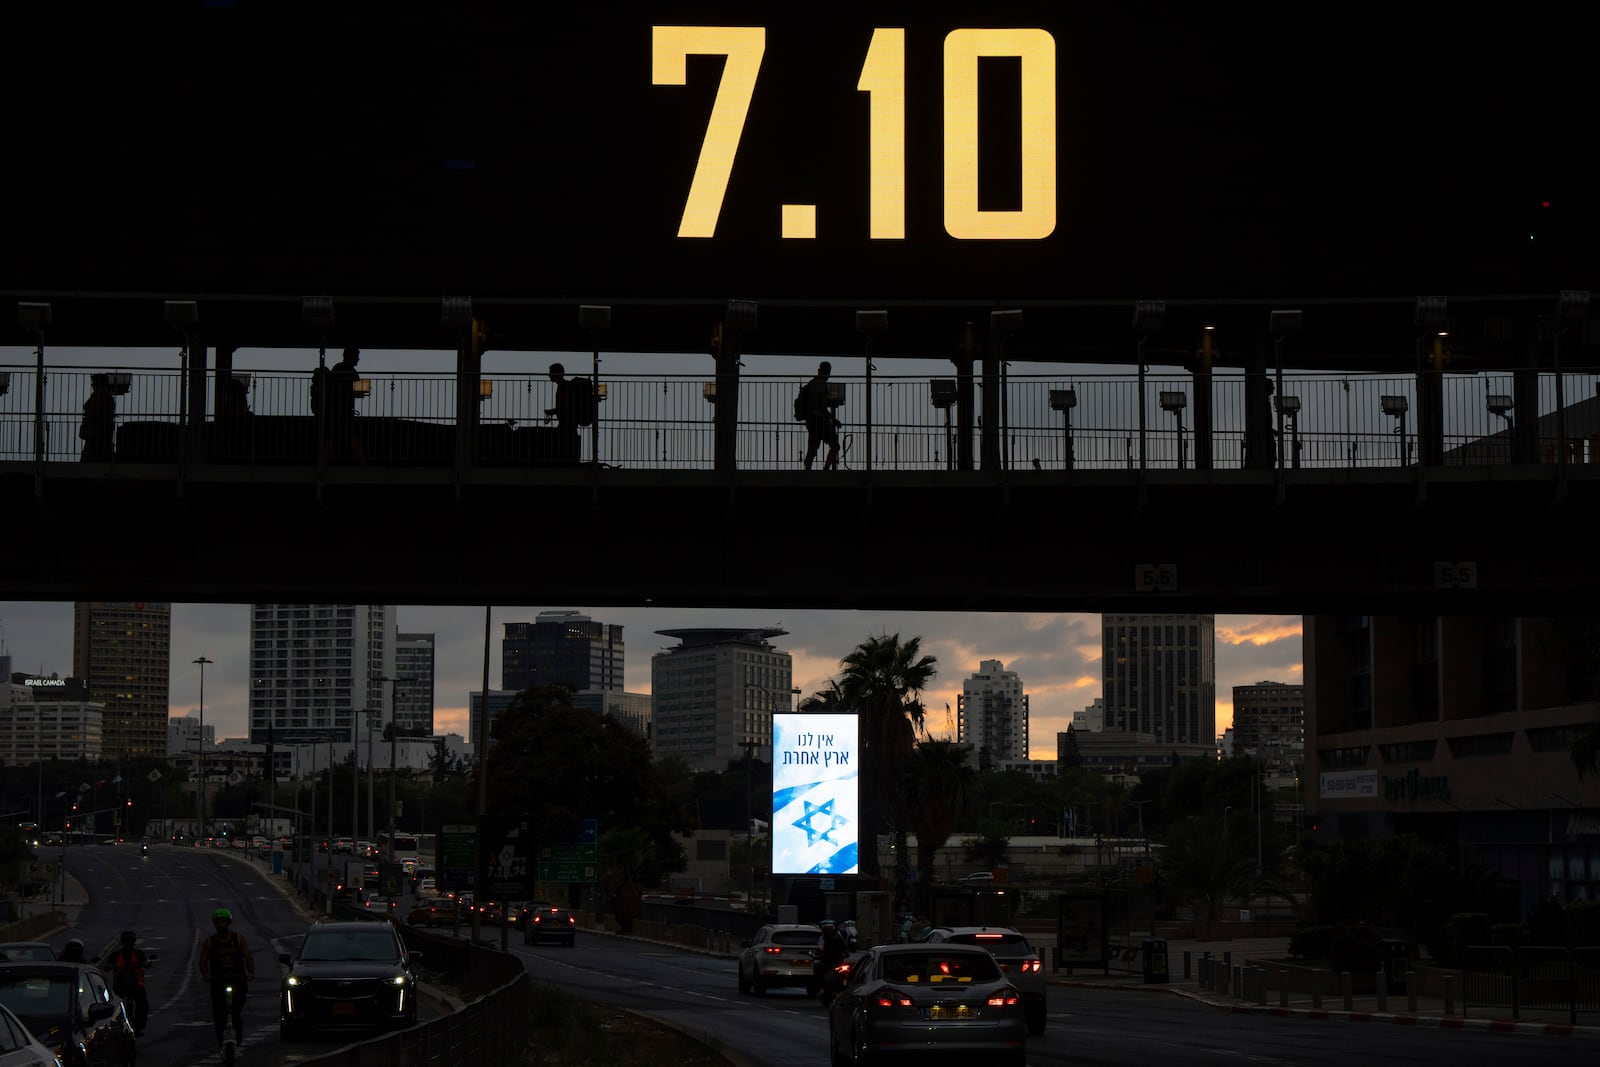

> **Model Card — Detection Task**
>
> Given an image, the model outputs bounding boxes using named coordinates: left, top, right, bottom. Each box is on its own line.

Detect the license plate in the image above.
left=927, top=1004, right=972, bottom=1020
left=333, top=1003, right=356, bottom=1016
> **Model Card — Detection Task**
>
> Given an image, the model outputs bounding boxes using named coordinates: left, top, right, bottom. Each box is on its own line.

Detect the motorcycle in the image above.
left=140, top=841, right=149, bottom=856
left=809, top=952, right=852, bottom=1007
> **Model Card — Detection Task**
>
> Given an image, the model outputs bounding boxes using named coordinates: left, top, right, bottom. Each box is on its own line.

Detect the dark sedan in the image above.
left=278, top=920, right=422, bottom=1037
left=826, top=944, right=1026, bottom=1067
left=0, top=961, right=136, bottom=1066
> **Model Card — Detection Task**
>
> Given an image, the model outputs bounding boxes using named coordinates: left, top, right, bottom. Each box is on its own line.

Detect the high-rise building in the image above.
left=650, top=627, right=793, bottom=773
left=1101, top=613, right=1216, bottom=746
left=502, top=610, right=623, bottom=692
left=2, top=675, right=105, bottom=762
left=956, top=659, right=1029, bottom=768
left=247, top=605, right=394, bottom=744
left=72, top=601, right=170, bottom=759
left=394, top=632, right=436, bottom=735
left=1231, top=681, right=1304, bottom=769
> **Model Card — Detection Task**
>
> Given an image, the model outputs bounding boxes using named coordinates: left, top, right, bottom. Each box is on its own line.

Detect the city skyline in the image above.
left=0, top=603, right=1303, bottom=760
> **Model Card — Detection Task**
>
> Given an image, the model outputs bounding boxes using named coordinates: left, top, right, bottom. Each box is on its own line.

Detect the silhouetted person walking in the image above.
left=544, top=362, right=581, bottom=462
left=218, top=375, right=253, bottom=459
left=801, top=361, right=839, bottom=470
left=80, top=373, right=116, bottom=461
left=324, top=347, right=367, bottom=465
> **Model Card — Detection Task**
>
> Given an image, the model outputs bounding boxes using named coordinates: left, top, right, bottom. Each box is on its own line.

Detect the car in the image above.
left=826, top=943, right=1026, bottom=1067
left=923, top=925, right=1048, bottom=1034
left=415, top=878, right=438, bottom=899
left=0, top=946, right=54, bottom=965
left=0, top=960, right=138, bottom=1066
left=331, top=837, right=354, bottom=855
left=361, top=896, right=402, bottom=916
left=42, top=833, right=62, bottom=849
left=405, top=903, right=447, bottom=928
left=277, top=919, right=423, bottom=1038
left=0, top=1000, right=68, bottom=1066
left=737, top=923, right=821, bottom=996
left=521, top=905, right=576, bottom=947
left=960, top=871, right=995, bottom=883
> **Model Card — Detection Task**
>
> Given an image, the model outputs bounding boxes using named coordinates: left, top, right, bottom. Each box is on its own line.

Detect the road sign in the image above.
left=542, top=843, right=596, bottom=864
left=576, top=818, right=598, bottom=843
left=147, top=769, right=162, bottom=783
left=226, top=771, right=244, bottom=786
left=538, top=861, right=595, bottom=883
left=439, top=824, right=476, bottom=890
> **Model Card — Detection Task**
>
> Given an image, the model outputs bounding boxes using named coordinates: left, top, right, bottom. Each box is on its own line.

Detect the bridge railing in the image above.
left=3, top=364, right=1599, bottom=470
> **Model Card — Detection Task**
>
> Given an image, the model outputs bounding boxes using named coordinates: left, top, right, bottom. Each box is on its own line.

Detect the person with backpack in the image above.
left=544, top=362, right=595, bottom=462
left=798, top=361, right=839, bottom=470
left=198, top=907, right=255, bottom=1051
left=110, top=929, right=151, bottom=1036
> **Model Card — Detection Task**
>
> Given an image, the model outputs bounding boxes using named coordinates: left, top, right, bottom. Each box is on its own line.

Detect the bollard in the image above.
left=1233, top=965, right=1244, bottom=1000
left=1219, top=963, right=1230, bottom=996
left=1279, top=969, right=1289, bottom=1008
left=1406, top=970, right=1416, bottom=1014
left=1341, top=971, right=1353, bottom=1011
left=1443, top=973, right=1454, bottom=1016
left=1184, top=950, right=1191, bottom=981
left=1312, top=976, right=1322, bottom=1009
left=1376, top=970, right=1387, bottom=1013
left=1256, top=967, right=1266, bottom=1006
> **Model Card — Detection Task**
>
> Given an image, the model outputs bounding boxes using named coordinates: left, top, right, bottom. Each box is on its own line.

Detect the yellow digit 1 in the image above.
left=857, top=27, right=906, bottom=240
left=652, top=26, right=766, bottom=238
left=943, top=28, right=1057, bottom=240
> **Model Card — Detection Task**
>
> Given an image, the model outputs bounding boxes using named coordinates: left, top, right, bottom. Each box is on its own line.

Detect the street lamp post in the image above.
left=741, top=739, right=759, bottom=907
left=387, top=677, right=400, bottom=862
left=193, top=656, right=213, bottom=841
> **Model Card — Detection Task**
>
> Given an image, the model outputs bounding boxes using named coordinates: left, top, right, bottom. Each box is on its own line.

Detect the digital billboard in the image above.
left=771, top=713, right=859, bottom=876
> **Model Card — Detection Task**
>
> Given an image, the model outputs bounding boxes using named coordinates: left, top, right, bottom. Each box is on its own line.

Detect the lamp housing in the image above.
left=1048, top=388, right=1077, bottom=411
left=1381, top=394, right=1409, bottom=416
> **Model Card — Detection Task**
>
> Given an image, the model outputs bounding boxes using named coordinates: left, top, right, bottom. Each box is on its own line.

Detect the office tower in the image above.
left=1, top=675, right=104, bottom=762
left=72, top=601, right=171, bottom=760
left=651, top=627, right=793, bottom=773
left=502, top=610, right=624, bottom=692
left=394, top=632, right=436, bottom=735
left=1101, top=613, right=1216, bottom=746
left=247, top=605, right=394, bottom=744
left=956, top=659, right=1030, bottom=768
left=1231, top=681, right=1304, bottom=768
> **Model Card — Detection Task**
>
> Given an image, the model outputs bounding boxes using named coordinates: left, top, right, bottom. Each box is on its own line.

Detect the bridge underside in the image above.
left=4, top=465, right=1595, bottom=615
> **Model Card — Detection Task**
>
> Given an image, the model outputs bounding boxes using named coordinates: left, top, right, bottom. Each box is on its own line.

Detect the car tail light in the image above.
left=764, top=946, right=783, bottom=954
left=986, top=988, right=1022, bottom=1007
left=874, top=991, right=913, bottom=1008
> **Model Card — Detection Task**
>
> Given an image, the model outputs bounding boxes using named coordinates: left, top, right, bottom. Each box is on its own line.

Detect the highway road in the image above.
left=51, top=843, right=445, bottom=1067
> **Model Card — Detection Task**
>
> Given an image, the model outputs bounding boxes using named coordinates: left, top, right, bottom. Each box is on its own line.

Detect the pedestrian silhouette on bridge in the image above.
left=79, top=373, right=116, bottom=461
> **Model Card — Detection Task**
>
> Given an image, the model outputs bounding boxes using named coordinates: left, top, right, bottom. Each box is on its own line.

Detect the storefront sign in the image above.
left=1382, top=768, right=1450, bottom=804
left=1319, top=770, right=1377, bottom=800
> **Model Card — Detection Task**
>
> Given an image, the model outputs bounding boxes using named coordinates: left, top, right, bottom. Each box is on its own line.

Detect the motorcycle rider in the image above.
left=110, top=930, right=151, bottom=1036
left=812, top=918, right=848, bottom=998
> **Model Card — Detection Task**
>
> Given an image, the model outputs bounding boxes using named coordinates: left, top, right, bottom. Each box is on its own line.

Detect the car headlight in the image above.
left=285, top=976, right=302, bottom=987
left=388, top=974, right=407, bottom=986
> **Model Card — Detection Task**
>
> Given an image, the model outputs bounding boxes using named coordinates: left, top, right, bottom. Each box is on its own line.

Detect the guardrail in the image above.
left=5, top=364, right=1599, bottom=471
left=1461, top=945, right=1600, bottom=1024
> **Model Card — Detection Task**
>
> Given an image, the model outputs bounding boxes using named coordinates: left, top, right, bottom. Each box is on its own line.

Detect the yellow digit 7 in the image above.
left=652, top=26, right=767, bottom=238
left=944, top=28, right=1057, bottom=239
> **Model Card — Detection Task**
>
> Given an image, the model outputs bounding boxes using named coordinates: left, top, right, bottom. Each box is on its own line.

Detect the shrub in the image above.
left=1568, top=901, right=1600, bottom=948
left=1289, top=925, right=1332, bottom=960
left=1490, top=922, right=1526, bottom=949
left=1328, top=919, right=1381, bottom=975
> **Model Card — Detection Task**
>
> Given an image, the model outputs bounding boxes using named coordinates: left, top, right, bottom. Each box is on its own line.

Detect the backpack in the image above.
left=793, top=382, right=810, bottom=422
left=570, top=377, right=597, bottom=427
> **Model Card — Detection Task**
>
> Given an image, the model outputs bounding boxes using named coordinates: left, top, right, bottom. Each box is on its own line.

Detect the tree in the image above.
left=838, top=633, right=937, bottom=909
left=481, top=685, right=692, bottom=888
left=1158, top=812, right=1256, bottom=921
left=908, top=740, right=975, bottom=911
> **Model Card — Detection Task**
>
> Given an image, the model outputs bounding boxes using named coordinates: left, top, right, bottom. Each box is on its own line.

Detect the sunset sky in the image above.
left=0, top=602, right=1302, bottom=760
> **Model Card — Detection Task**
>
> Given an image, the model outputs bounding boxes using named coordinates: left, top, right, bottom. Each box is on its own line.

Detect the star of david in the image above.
left=794, top=797, right=847, bottom=846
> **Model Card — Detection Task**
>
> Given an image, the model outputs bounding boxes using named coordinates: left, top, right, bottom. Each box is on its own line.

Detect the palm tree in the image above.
left=908, top=740, right=976, bottom=913
left=838, top=632, right=937, bottom=910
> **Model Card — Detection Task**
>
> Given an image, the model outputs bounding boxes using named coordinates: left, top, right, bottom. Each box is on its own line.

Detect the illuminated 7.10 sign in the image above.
left=652, top=26, right=1056, bottom=241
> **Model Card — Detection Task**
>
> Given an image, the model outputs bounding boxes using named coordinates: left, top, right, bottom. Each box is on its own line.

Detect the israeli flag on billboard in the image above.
left=771, top=713, right=859, bottom=875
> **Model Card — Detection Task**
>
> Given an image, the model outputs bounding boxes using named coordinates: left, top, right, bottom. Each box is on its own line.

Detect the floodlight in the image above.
left=163, top=300, right=198, bottom=328
left=727, top=299, right=758, bottom=331
left=929, top=379, right=957, bottom=409
left=17, top=302, right=51, bottom=330
left=1132, top=300, right=1164, bottom=336
left=1414, top=296, right=1449, bottom=333
left=353, top=378, right=372, bottom=399
left=1380, top=395, right=1408, bottom=416
left=702, top=382, right=717, bottom=404
left=440, top=296, right=472, bottom=332
left=478, top=380, right=493, bottom=400
left=856, top=310, right=888, bottom=336
left=1048, top=389, right=1077, bottom=411
left=579, top=305, right=612, bottom=332
left=1486, top=394, right=1513, bottom=416
left=1159, top=391, right=1186, bottom=413
left=302, top=296, right=335, bottom=333
left=1276, top=395, right=1301, bottom=415
left=105, top=372, right=133, bottom=396
left=1268, top=309, right=1303, bottom=335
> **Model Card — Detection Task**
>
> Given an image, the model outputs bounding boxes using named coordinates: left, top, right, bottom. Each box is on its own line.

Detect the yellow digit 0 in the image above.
left=652, top=26, right=767, bottom=238
left=857, top=27, right=906, bottom=240
left=943, top=28, right=1057, bottom=240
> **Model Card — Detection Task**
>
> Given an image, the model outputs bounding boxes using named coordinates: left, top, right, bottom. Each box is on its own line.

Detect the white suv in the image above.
left=923, top=925, right=1047, bottom=1034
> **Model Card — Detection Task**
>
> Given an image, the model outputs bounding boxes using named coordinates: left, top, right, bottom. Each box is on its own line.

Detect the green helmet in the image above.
left=212, top=908, right=233, bottom=922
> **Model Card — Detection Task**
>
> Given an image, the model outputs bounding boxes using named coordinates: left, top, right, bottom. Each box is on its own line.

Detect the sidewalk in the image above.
left=1051, top=935, right=1600, bottom=1039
